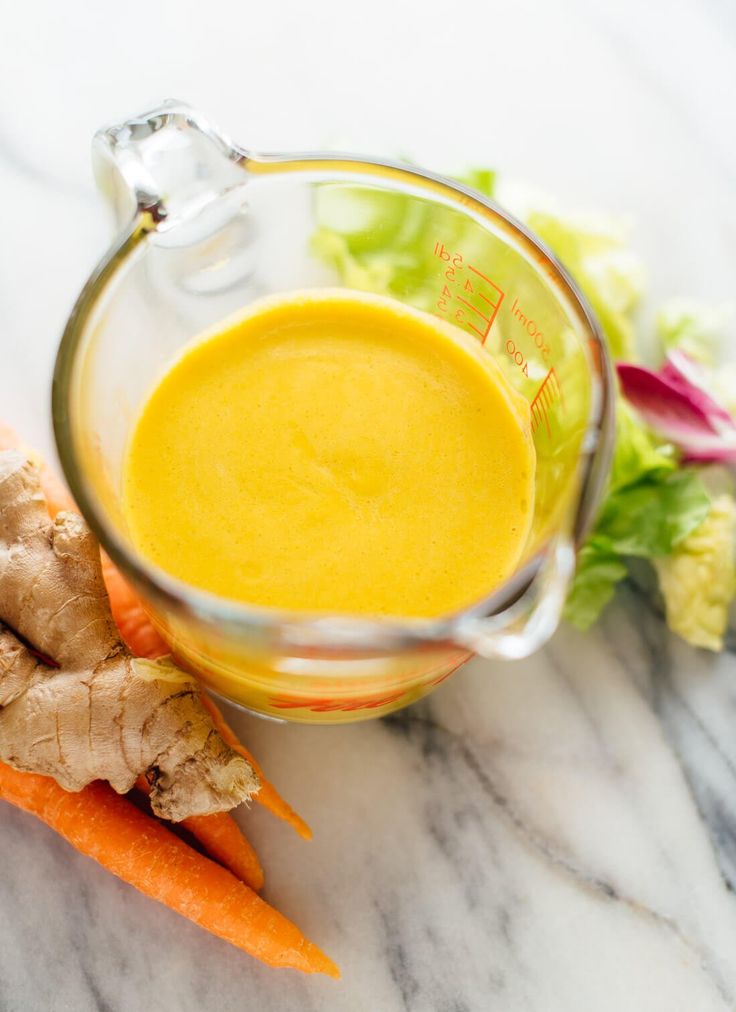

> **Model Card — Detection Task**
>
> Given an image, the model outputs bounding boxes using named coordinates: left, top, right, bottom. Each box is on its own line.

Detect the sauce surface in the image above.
left=123, top=290, right=535, bottom=617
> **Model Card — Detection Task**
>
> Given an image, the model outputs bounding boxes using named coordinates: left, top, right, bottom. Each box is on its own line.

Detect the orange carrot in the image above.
left=100, top=557, right=169, bottom=659
left=135, top=775, right=264, bottom=892
left=200, top=693, right=313, bottom=841
left=0, top=763, right=338, bottom=976
left=183, top=811, right=265, bottom=893
left=0, top=423, right=311, bottom=839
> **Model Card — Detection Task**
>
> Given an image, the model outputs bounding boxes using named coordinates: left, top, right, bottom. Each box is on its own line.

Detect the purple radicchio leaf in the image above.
left=617, top=350, right=736, bottom=464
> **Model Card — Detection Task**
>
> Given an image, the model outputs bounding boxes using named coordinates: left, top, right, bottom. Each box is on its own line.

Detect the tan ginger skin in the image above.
left=0, top=450, right=258, bottom=821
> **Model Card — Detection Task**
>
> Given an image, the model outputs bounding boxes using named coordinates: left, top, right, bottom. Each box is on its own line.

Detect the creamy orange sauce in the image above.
left=123, top=290, right=535, bottom=617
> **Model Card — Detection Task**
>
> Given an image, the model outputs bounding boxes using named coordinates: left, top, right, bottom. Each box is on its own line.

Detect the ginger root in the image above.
left=0, top=450, right=258, bottom=821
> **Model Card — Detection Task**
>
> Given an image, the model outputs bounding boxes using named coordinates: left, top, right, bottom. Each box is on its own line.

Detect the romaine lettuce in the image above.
left=655, top=495, right=736, bottom=651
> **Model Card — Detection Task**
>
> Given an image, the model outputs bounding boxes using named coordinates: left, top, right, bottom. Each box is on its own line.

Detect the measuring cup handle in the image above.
left=453, top=539, right=576, bottom=660
left=92, top=99, right=246, bottom=229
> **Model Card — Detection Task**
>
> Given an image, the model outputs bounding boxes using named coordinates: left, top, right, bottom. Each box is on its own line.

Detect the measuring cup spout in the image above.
left=92, top=99, right=248, bottom=233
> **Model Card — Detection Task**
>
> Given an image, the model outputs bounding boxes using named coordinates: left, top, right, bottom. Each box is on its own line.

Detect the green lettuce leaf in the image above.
left=566, top=403, right=711, bottom=627
left=563, top=542, right=628, bottom=630
left=654, top=495, right=736, bottom=651
left=594, top=470, right=711, bottom=558
left=456, top=168, right=496, bottom=197
left=608, top=401, right=676, bottom=490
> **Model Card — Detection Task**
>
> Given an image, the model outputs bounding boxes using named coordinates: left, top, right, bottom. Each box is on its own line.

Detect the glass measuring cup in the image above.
left=53, top=101, right=614, bottom=724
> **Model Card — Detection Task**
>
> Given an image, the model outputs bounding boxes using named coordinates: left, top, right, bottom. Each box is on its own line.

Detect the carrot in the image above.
left=183, top=811, right=265, bottom=893
left=135, top=775, right=264, bottom=892
left=0, top=763, right=338, bottom=977
left=0, top=422, right=311, bottom=839
left=200, top=693, right=313, bottom=841
left=100, top=557, right=169, bottom=659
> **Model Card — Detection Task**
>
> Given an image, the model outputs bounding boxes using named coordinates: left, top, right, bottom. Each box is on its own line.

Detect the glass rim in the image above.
left=52, top=150, right=615, bottom=654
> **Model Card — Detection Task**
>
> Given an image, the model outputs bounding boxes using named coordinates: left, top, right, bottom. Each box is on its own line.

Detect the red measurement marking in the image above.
left=468, top=264, right=504, bottom=295
left=269, top=690, right=407, bottom=713
left=465, top=265, right=506, bottom=344
left=432, top=241, right=505, bottom=342
left=505, top=339, right=529, bottom=377
left=530, top=368, right=563, bottom=436
left=456, top=294, right=488, bottom=317
left=465, top=265, right=505, bottom=343
left=429, top=654, right=469, bottom=686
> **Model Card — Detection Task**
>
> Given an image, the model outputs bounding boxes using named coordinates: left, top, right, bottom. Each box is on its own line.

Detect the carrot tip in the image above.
left=257, top=793, right=312, bottom=841
left=199, top=693, right=313, bottom=840
left=312, top=950, right=341, bottom=979
left=292, top=817, right=313, bottom=841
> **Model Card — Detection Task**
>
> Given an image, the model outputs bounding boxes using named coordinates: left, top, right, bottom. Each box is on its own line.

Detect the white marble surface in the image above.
left=1, top=1, right=735, bottom=1009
